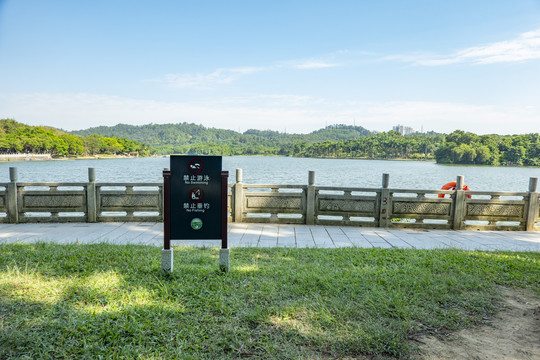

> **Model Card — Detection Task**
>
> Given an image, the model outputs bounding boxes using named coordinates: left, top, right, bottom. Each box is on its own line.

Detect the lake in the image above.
left=0, top=156, right=538, bottom=192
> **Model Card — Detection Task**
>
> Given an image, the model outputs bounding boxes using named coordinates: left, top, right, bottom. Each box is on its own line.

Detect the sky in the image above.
left=1, top=0, right=540, bottom=135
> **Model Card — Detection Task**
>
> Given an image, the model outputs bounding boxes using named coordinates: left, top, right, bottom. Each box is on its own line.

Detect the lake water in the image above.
left=0, top=156, right=538, bottom=192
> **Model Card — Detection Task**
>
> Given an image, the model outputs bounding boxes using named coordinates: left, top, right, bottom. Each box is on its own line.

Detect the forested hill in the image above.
left=0, top=119, right=149, bottom=156
left=71, top=122, right=539, bottom=166
left=71, top=123, right=373, bottom=155
left=3, top=118, right=537, bottom=166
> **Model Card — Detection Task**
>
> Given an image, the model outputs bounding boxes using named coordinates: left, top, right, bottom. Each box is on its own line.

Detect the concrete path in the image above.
left=0, top=222, right=539, bottom=252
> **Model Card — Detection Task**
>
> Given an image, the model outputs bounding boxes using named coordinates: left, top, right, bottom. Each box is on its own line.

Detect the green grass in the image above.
left=0, top=244, right=538, bottom=359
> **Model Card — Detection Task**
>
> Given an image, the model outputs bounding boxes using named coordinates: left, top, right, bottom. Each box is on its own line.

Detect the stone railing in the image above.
left=1, top=167, right=538, bottom=231
left=0, top=168, right=162, bottom=224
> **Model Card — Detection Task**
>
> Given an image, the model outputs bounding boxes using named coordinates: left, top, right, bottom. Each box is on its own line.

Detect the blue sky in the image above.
left=1, top=0, right=539, bottom=134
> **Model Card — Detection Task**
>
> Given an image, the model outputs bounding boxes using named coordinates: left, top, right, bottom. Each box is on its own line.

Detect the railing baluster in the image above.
left=2, top=167, right=538, bottom=232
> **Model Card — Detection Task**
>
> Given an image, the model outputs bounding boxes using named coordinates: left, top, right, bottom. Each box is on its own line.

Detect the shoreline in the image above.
left=1, top=153, right=537, bottom=168
left=0, top=154, right=142, bottom=162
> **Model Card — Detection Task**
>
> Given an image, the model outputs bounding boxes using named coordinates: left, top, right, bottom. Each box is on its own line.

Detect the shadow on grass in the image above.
left=0, top=243, right=539, bottom=359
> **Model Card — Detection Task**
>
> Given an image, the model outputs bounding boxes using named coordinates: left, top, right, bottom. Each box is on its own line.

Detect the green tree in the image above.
left=83, top=134, right=104, bottom=155
left=502, top=146, right=526, bottom=165
left=61, top=134, right=84, bottom=155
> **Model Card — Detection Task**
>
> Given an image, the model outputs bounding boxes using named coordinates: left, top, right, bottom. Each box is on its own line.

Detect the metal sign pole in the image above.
left=162, top=168, right=173, bottom=273
left=219, top=171, right=229, bottom=272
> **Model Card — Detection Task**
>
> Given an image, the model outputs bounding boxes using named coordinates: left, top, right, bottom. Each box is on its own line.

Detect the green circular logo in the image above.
left=190, top=218, right=203, bottom=230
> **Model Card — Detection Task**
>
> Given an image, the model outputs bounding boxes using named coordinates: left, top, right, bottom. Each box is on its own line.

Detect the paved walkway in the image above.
left=0, top=222, right=539, bottom=251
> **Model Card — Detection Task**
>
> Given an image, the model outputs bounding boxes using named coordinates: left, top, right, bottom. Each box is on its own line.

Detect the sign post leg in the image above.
left=162, top=249, right=174, bottom=273
left=162, top=168, right=173, bottom=273
left=219, top=248, right=229, bottom=272
left=220, top=171, right=230, bottom=272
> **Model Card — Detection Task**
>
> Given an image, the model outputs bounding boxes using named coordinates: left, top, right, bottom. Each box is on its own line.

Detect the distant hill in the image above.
left=71, top=122, right=374, bottom=155
left=0, top=119, right=149, bottom=156
left=11, top=119, right=538, bottom=165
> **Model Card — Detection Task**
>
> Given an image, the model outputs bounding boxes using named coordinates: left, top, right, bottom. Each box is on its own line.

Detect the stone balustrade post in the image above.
left=453, top=175, right=466, bottom=230
left=7, top=167, right=19, bottom=223
left=87, top=168, right=97, bottom=222
left=306, top=171, right=316, bottom=225
left=379, top=173, right=390, bottom=228
left=526, top=177, right=538, bottom=231
left=233, top=168, right=244, bottom=222
left=456, top=175, right=464, bottom=190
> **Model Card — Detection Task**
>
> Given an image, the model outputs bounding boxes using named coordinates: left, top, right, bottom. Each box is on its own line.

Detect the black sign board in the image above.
left=169, top=155, right=222, bottom=240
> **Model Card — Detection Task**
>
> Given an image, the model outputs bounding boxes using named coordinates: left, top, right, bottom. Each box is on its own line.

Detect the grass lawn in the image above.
left=0, top=243, right=539, bottom=359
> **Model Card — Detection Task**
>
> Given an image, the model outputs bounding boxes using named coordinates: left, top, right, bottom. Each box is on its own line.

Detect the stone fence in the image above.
left=1, top=167, right=538, bottom=231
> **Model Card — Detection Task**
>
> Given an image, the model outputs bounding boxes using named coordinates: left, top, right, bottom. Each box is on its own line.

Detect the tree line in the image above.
left=8, top=118, right=537, bottom=166
left=72, top=121, right=539, bottom=166
left=434, top=130, right=539, bottom=166
left=289, top=131, right=440, bottom=159
left=71, top=122, right=373, bottom=155
left=0, top=119, right=150, bottom=156
left=285, top=130, right=539, bottom=166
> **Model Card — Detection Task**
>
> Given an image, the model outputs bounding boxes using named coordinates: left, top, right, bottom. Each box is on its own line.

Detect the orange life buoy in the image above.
left=438, top=181, right=472, bottom=198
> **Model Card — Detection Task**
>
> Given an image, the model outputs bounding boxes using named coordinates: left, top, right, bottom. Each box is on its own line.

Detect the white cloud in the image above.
left=0, top=92, right=538, bottom=135
left=251, top=94, right=324, bottom=107
left=293, top=61, right=339, bottom=69
left=151, top=56, right=341, bottom=90
left=151, top=66, right=264, bottom=89
left=353, top=101, right=540, bottom=134
left=390, top=28, right=540, bottom=66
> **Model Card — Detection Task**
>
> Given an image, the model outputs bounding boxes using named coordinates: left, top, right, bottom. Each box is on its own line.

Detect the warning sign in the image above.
left=169, top=155, right=222, bottom=240
left=189, top=187, right=205, bottom=203
left=188, top=158, right=204, bottom=175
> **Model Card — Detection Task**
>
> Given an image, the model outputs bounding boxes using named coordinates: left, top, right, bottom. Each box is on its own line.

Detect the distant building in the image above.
left=392, top=124, right=414, bottom=135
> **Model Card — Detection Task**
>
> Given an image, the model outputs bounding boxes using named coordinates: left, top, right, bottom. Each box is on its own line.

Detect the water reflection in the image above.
left=0, top=156, right=537, bottom=192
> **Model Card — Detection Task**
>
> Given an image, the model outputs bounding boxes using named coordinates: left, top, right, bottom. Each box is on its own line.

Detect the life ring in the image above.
left=438, top=181, right=472, bottom=198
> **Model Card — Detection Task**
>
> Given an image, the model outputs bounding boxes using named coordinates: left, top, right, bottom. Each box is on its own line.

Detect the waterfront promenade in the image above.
left=0, top=222, right=539, bottom=251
